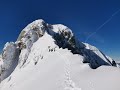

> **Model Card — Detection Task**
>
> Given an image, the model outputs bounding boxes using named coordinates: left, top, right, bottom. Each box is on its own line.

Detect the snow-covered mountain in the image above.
left=0, top=19, right=120, bottom=90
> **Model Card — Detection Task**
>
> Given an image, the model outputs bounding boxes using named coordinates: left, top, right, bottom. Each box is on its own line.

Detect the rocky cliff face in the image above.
left=0, top=19, right=118, bottom=81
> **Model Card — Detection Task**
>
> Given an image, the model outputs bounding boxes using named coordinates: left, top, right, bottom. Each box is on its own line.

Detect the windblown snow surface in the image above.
left=0, top=19, right=120, bottom=90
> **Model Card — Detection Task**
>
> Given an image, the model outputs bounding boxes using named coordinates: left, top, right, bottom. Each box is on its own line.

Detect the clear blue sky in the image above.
left=0, top=0, right=120, bottom=60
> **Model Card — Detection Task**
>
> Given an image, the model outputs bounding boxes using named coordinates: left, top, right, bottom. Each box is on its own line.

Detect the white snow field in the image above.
left=0, top=19, right=120, bottom=90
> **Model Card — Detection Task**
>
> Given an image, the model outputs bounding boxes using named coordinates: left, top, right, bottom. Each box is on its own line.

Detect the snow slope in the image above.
left=0, top=19, right=120, bottom=90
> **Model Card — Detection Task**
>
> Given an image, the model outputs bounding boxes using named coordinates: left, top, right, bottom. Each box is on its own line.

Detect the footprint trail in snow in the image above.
left=56, top=51, right=81, bottom=90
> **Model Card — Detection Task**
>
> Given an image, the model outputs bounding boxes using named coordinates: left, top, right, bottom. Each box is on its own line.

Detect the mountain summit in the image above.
left=0, top=19, right=120, bottom=90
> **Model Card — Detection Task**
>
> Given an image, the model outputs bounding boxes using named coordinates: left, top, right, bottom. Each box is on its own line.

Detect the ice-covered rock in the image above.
left=0, top=42, right=20, bottom=80
left=51, top=24, right=85, bottom=54
left=82, top=43, right=117, bottom=69
left=0, top=55, right=3, bottom=76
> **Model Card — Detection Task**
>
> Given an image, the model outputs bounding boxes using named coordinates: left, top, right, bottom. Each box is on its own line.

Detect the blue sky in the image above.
left=0, top=0, right=120, bottom=60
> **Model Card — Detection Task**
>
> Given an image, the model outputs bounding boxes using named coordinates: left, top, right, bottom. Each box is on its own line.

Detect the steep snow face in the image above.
left=21, top=32, right=57, bottom=67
